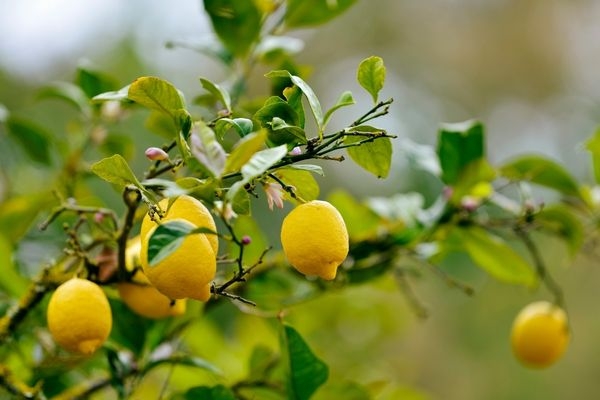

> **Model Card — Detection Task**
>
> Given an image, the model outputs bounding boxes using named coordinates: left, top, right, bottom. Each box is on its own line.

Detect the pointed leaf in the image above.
left=344, top=126, right=392, bottom=178
left=324, top=91, right=355, bottom=127
left=287, top=164, right=324, bottom=176
left=37, top=81, right=91, bottom=116
left=273, top=168, right=320, bottom=203
left=91, top=154, right=141, bottom=188
left=200, top=77, right=232, bottom=113
left=190, top=121, right=227, bottom=177
left=500, top=155, right=582, bottom=199
left=536, top=204, right=584, bottom=256
left=437, top=120, right=485, bottom=185
left=76, top=66, right=119, bottom=98
left=214, top=117, right=253, bottom=138
left=128, top=76, right=185, bottom=118
left=147, top=220, right=194, bottom=267
left=224, top=131, right=267, bottom=174
left=281, top=324, right=329, bottom=400
left=145, top=110, right=179, bottom=138
left=92, top=84, right=131, bottom=103
left=285, top=0, right=357, bottom=27
left=203, top=0, right=262, bottom=56
left=5, top=117, right=53, bottom=165
left=176, top=385, right=236, bottom=400
left=456, top=226, right=536, bottom=286
left=357, top=56, right=385, bottom=104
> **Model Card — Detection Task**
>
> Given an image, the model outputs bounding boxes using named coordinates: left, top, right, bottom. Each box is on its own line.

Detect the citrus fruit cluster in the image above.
left=511, top=301, right=570, bottom=368
left=281, top=200, right=349, bottom=280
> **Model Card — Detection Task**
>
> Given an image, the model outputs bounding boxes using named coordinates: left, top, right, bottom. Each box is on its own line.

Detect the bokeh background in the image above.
left=2, top=0, right=600, bottom=399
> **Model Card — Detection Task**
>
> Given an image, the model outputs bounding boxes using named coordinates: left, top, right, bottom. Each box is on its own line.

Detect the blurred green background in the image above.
left=1, top=0, right=600, bottom=399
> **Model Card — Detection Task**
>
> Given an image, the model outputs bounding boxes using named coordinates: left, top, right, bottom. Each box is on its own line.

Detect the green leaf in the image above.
left=214, top=117, right=253, bottom=138
left=287, top=164, right=324, bottom=176
left=398, top=138, right=441, bottom=177
left=273, top=168, right=320, bottom=203
left=344, top=126, right=392, bottom=178
left=323, top=91, right=355, bottom=128
left=437, top=119, right=485, bottom=185
left=226, top=145, right=288, bottom=201
left=37, top=81, right=91, bottom=116
left=190, top=121, right=227, bottom=177
left=269, top=117, right=307, bottom=146
left=456, top=226, right=536, bottom=286
left=5, top=117, right=53, bottom=165
left=76, top=66, right=119, bottom=98
left=127, top=76, right=185, bottom=119
left=176, top=177, right=218, bottom=203
left=91, top=154, right=142, bottom=188
left=312, top=381, right=371, bottom=400
left=499, top=155, right=582, bottom=199
left=145, top=354, right=222, bottom=376
left=176, top=385, right=236, bottom=400
left=585, top=128, right=600, bottom=184
left=147, top=220, right=195, bottom=267
left=224, top=131, right=267, bottom=174
left=265, top=71, right=323, bottom=133
left=92, top=84, right=131, bottom=103
left=285, top=0, right=357, bottom=28
left=0, top=234, right=28, bottom=297
left=357, top=56, right=385, bottom=104
left=145, top=111, right=179, bottom=139
left=203, top=0, right=262, bottom=56
left=200, top=77, right=232, bottom=113
left=281, top=324, right=329, bottom=400
left=255, top=97, right=305, bottom=147
left=536, top=204, right=584, bottom=256
left=328, top=190, right=381, bottom=241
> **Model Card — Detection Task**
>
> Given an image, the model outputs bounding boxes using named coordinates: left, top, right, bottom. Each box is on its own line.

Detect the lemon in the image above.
left=280, top=200, right=349, bottom=280
left=140, top=195, right=218, bottom=255
left=117, top=236, right=186, bottom=319
left=47, top=278, right=112, bottom=355
left=140, top=218, right=216, bottom=302
left=511, top=301, right=570, bottom=368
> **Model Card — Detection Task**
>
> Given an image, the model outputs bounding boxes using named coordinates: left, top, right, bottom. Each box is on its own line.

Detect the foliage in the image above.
left=0, top=0, right=598, bottom=398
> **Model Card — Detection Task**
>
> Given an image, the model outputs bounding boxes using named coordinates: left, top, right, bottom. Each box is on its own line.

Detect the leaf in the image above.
left=76, top=66, right=119, bottom=99
left=585, top=128, right=600, bottom=184
left=269, top=117, right=307, bottom=146
left=128, top=76, right=185, bottom=119
left=176, top=385, right=236, bottom=400
left=176, top=177, right=218, bottom=203
left=92, top=84, right=131, bottom=103
left=214, top=117, right=253, bottom=138
left=328, top=190, right=381, bottom=241
left=265, top=71, right=323, bottom=133
left=286, top=164, right=324, bottom=176
left=499, top=155, right=582, bottom=199
left=344, top=126, right=392, bottom=178
left=224, top=131, right=267, bottom=174
left=190, top=121, right=227, bottom=177
left=357, top=56, right=386, bottom=104
left=145, top=111, right=179, bottom=139
left=91, top=154, right=142, bottom=188
left=281, top=324, right=329, bottom=400
left=147, top=220, right=194, bottom=266
left=456, top=226, right=536, bottom=286
left=323, top=91, right=355, bottom=128
left=437, top=119, right=485, bottom=185
left=203, top=0, right=262, bottom=56
left=285, top=0, right=357, bottom=28
left=536, top=204, right=584, bottom=256
left=5, top=117, right=53, bottom=165
left=145, top=354, right=222, bottom=376
left=398, top=138, right=441, bottom=177
left=200, top=77, right=232, bottom=113
left=255, top=97, right=305, bottom=146
left=37, top=81, right=91, bottom=116
left=312, top=381, right=371, bottom=400
left=141, top=178, right=190, bottom=198
left=0, top=234, right=28, bottom=297
left=273, top=168, right=320, bottom=203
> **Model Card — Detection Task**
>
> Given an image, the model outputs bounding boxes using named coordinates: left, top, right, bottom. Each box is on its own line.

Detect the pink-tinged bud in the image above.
left=241, top=235, right=252, bottom=245
left=442, top=186, right=454, bottom=200
left=145, top=147, right=169, bottom=161
left=94, top=212, right=105, bottom=224
left=289, top=146, right=302, bottom=156
left=460, top=196, right=480, bottom=212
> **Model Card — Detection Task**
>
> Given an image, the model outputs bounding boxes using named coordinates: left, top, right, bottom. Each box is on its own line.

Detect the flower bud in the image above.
left=145, top=147, right=169, bottom=161
left=241, top=235, right=252, bottom=245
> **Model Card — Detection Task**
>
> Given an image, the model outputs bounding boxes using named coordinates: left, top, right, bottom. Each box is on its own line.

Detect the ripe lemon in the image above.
left=280, top=200, right=349, bottom=280
left=47, top=278, right=112, bottom=355
left=140, top=218, right=216, bottom=302
left=511, top=301, right=570, bottom=368
left=117, top=236, right=186, bottom=319
left=140, top=195, right=218, bottom=255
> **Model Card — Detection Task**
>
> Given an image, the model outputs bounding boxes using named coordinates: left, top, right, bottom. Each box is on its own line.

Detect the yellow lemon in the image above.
left=140, top=195, right=218, bottom=255
left=511, top=301, right=570, bottom=368
left=117, top=236, right=186, bottom=319
left=47, top=278, right=112, bottom=355
left=140, top=218, right=216, bottom=302
left=280, top=200, right=349, bottom=280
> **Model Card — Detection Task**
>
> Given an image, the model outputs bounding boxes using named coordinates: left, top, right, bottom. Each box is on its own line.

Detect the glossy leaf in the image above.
left=200, top=77, right=232, bottom=113
left=287, top=164, right=324, bottom=176
left=273, top=168, right=320, bottom=203
left=37, top=81, right=91, bottom=116
left=147, top=220, right=218, bottom=266
left=536, top=204, right=584, bottom=256
left=92, top=84, right=131, bottom=103
left=203, top=0, right=261, bottom=56
left=176, top=177, right=218, bottom=203
left=269, top=117, right=307, bottom=146
left=285, top=0, right=357, bottom=27
left=281, top=324, right=329, bottom=400
left=437, top=120, right=485, bottom=185
left=323, top=90, right=355, bottom=127
left=224, top=131, right=267, bottom=174
left=214, top=117, right=253, bottom=138
left=456, top=226, right=536, bottom=286
left=255, top=96, right=304, bottom=146
left=283, top=85, right=306, bottom=129
left=190, top=121, right=227, bottom=177
left=76, top=66, right=119, bottom=99
left=128, top=76, right=185, bottom=118
left=357, top=56, right=385, bottom=104
left=344, top=126, right=392, bottom=178
left=499, top=155, right=582, bottom=199
left=265, top=70, right=323, bottom=133
left=176, top=385, right=236, bottom=400
left=5, top=117, right=53, bottom=165
left=91, top=154, right=142, bottom=188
